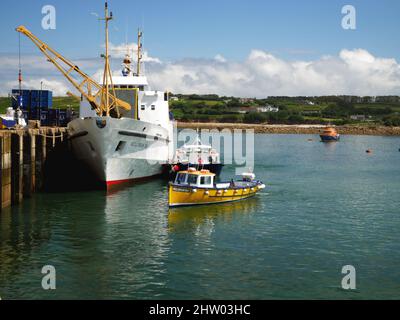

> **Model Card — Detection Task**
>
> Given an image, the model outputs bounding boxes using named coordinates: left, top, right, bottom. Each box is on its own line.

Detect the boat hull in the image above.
left=320, top=134, right=340, bottom=142
left=169, top=183, right=264, bottom=207
left=68, top=116, right=170, bottom=189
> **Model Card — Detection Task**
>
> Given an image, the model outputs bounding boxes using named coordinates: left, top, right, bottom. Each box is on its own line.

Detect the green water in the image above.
left=1, top=134, right=400, bottom=299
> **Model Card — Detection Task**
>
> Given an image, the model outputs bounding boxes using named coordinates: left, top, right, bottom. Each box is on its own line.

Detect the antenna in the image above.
left=99, top=1, right=118, bottom=117
left=136, top=28, right=143, bottom=76
left=125, top=22, right=128, bottom=55
left=18, top=33, right=22, bottom=104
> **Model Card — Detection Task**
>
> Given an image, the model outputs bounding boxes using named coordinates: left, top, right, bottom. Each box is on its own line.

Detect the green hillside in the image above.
left=169, top=94, right=400, bottom=126
left=1, top=94, right=400, bottom=126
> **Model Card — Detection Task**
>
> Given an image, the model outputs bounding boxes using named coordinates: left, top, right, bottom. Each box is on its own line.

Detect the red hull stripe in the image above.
left=106, top=174, right=161, bottom=188
left=106, top=178, right=134, bottom=187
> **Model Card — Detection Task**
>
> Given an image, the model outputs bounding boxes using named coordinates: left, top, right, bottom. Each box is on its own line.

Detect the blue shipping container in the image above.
left=29, top=109, right=39, bottom=120
left=11, top=89, right=31, bottom=109
left=48, top=109, right=58, bottom=126
left=22, top=110, right=29, bottom=120
left=11, top=89, right=53, bottom=110
left=39, top=110, right=49, bottom=126
left=30, top=90, right=52, bottom=109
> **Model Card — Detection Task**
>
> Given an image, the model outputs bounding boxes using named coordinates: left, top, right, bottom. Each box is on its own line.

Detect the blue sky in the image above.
left=1, top=0, right=399, bottom=61
left=1, top=0, right=400, bottom=97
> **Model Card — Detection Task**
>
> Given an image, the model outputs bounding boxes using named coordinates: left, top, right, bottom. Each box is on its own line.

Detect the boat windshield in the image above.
left=200, top=176, right=212, bottom=185
left=187, top=174, right=198, bottom=185
left=176, top=173, right=187, bottom=184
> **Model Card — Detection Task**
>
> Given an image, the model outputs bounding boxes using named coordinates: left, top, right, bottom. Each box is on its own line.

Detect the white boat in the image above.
left=167, top=135, right=223, bottom=179
left=68, top=38, right=174, bottom=189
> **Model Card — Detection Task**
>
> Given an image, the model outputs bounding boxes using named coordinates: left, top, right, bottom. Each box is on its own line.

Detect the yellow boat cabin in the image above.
left=168, top=168, right=265, bottom=207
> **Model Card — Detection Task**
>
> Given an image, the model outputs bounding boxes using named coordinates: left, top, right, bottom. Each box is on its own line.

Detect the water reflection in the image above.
left=100, top=181, right=171, bottom=298
left=168, top=197, right=260, bottom=232
left=0, top=197, right=52, bottom=291
left=321, top=140, right=338, bottom=150
left=0, top=182, right=172, bottom=299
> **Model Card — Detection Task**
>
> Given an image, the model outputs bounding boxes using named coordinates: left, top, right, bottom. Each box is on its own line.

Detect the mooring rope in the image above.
left=38, top=133, right=65, bottom=139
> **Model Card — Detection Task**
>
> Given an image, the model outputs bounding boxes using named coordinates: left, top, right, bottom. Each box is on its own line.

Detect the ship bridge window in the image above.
left=151, top=105, right=155, bottom=110
left=120, top=85, right=128, bottom=89
left=141, top=105, right=146, bottom=110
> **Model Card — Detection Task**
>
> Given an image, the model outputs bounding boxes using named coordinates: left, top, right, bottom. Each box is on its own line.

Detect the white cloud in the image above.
left=214, top=54, right=227, bottom=63
left=1, top=48, right=399, bottom=97
left=147, top=49, right=400, bottom=97
left=4, top=78, right=70, bottom=96
left=107, top=42, right=161, bottom=64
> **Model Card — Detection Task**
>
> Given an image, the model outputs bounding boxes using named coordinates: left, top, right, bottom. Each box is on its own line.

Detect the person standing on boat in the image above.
left=198, top=155, right=203, bottom=169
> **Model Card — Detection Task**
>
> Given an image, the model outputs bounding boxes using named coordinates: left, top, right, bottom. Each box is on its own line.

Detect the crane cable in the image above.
left=18, top=32, right=22, bottom=97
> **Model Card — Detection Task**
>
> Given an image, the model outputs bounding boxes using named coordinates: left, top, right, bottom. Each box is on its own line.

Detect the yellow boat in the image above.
left=168, top=168, right=265, bottom=207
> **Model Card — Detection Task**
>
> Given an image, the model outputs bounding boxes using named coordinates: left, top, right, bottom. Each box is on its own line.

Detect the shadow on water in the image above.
left=42, top=140, right=104, bottom=192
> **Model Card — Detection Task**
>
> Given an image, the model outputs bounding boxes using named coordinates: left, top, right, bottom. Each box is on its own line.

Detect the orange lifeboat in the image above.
left=320, top=127, right=340, bottom=142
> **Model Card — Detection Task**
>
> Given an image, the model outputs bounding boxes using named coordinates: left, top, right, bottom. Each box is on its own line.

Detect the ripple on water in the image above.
left=1, top=135, right=400, bottom=299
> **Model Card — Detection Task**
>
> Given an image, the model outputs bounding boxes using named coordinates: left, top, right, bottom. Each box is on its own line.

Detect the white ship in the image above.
left=17, top=2, right=174, bottom=189
left=68, top=14, right=174, bottom=189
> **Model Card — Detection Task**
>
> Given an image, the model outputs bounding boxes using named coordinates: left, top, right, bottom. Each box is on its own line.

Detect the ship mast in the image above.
left=136, top=29, right=143, bottom=76
left=100, top=1, right=118, bottom=117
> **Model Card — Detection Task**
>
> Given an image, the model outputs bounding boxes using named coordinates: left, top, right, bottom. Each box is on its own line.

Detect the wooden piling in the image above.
left=11, top=133, right=23, bottom=204
left=1, top=132, right=12, bottom=209
left=0, top=127, right=68, bottom=212
left=34, top=131, right=47, bottom=191
left=23, top=132, right=35, bottom=197
left=0, top=136, right=2, bottom=208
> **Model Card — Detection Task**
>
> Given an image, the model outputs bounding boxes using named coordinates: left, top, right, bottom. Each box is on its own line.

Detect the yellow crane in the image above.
left=66, top=91, right=81, bottom=101
left=15, top=7, right=131, bottom=117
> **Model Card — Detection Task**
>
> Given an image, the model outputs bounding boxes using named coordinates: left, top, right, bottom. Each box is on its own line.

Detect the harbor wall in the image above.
left=0, top=127, right=68, bottom=211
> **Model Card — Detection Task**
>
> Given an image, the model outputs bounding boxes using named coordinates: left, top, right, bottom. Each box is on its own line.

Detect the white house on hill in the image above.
left=257, top=105, right=279, bottom=113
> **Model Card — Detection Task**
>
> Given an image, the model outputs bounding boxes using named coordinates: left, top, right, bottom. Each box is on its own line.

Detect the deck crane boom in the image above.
left=66, top=91, right=81, bottom=101
left=15, top=25, right=131, bottom=117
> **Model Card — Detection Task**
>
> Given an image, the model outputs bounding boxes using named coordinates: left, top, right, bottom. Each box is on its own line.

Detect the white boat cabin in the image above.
left=174, top=169, right=262, bottom=190
left=174, top=169, right=215, bottom=188
left=174, top=136, right=220, bottom=165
